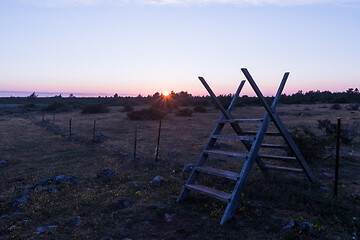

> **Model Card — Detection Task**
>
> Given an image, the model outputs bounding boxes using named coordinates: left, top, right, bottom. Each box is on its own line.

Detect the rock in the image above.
left=70, top=216, right=81, bottom=227
left=36, top=225, right=57, bottom=233
left=13, top=189, right=33, bottom=207
left=164, top=213, right=173, bottom=222
left=303, top=107, right=310, bottom=111
left=151, top=176, right=165, bottom=185
left=115, top=199, right=132, bottom=209
left=320, top=186, right=331, bottom=192
left=13, top=175, right=81, bottom=207
left=183, top=164, right=194, bottom=171
left=301, top=222, right=320, bottom=237
left=299, top=112, right=311, bottom=117
left=97, top=168, right=117, bottom=182
left=151, top=204, right=165, bottom=210
left=282, top=220, right=295, bottom=230
left=0, top=160, right=7, bottom=164
left=93, top=133, right=107, bottom=143
left=35, top=175, right=82, bottom=187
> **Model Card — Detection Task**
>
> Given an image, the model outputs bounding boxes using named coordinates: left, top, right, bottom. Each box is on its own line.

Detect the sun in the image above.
left=163, top=91, right=170, bottom=97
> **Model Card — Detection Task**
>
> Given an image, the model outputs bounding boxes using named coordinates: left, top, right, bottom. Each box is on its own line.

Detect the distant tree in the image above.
left=69, top=93, right=75, bottom=98
left=28, top=92, right=38, bottom=98
left=114, top=93, right=119, bottom=98
left=153, top=92, right=160, bottom=98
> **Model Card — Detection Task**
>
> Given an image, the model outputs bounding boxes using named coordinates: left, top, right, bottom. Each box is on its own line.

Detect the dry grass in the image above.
left=0, top=103, right=359, bottom=239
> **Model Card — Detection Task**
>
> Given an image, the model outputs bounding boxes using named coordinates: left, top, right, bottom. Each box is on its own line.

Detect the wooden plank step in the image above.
left=241, top=131, right=281, bottom=136
left=212, top=135, right=255, bottom=141
left=261, top=144, right=288, bottom=149
left=204, top=150, right=248, bottom=160
left=264, top=164, right=303, bottom=172
left=219, top=118, right=264, bottom=123
left=195, top=166, right=239, bottom=181
left=185, top=183, right=232, bottom=202
left=258, top=154, right=296, bottom=161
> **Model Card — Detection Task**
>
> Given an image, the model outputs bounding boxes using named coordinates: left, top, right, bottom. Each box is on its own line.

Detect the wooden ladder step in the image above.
left=185, top=183, right=232, bottom=202
left=261, top=144, right=288, bottom=149
left=204, top=150, right=248, bottom=160
left=219, top=118, right=264, bottom=123
left=264, top=164, right=303, bottom=172
left=212, top=135, right=255, bottom=141
left=195, top=166, right=239, bottom=181
left=258, top=154, right=296, bottom=161
left=241, top=131, right=281, bottom=136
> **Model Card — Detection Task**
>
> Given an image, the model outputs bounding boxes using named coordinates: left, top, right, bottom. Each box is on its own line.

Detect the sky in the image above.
left=0, top=0, right=359, bottom=97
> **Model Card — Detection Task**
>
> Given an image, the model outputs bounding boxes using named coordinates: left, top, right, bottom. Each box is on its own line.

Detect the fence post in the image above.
left=334, top=118, right=341, bottom=199
left=42, top=112, right=45, bottom=123
left=155, top=120, right=162, bottom=162
left=92, top=119, right=96, bottom=143
left=69, top=117, right=72, bottom=140
left=133, top=126, right=138, bottom=163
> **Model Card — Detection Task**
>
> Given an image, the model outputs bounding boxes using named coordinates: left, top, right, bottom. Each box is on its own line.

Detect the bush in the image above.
left=289, top=126, right=329, bottom=162
left=127, top=108, right=165, bottom=120
left=330, top=104, right=342, bottom=110
left=43, top=102, right=72, bottom=112
left=318, top=119, right=357, bottom=144
left=193, top=105, right=207, bottom=113
left=82, top=104, right=110, bottom=114
left=122, top=103, right=134, bottom=112
left=345, top=104, right=359, bottom=111
left=176, top=108, right=193, bottom=117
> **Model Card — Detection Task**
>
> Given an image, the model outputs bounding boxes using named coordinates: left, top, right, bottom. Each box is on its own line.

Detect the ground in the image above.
left=0, top=103, right=359, bottom=239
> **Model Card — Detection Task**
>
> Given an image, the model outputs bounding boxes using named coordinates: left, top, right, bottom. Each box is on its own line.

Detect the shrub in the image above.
left=127, top=108, right=165, bottom=120
left=345, top=104, right=359, bottom=111
left=176, top=108, right=193, bottom=117
left=82, top=104, right=110, bottom=114
left=330, top=104, right=342, bottom=110
left=122, top=103, right=134, bottom=112
left=43, top=102, right=72, bottom=112
left=193, top=105, right=207, bottom=113
left=318, top=119, right=357, bottom=144
left=289, top=126, right=329, bottom=162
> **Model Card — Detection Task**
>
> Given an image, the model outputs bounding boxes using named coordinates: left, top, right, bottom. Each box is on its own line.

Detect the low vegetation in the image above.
left=0, top=96, right=359, bottom=239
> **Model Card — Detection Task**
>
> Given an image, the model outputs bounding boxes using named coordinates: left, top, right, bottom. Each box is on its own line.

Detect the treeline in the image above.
left=0, top=88, right=359, bottom=108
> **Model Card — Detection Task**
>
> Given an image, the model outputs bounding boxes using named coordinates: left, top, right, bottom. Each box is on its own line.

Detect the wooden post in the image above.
left=92, top=120, right=96, bottom=143
left=42, top=112, right=45, bottom=123
left=69, top=117, right=72, bottom=140
left=155, top=120, right=162, bottom=162
left=134, top=126, right=138, bottom=162
left=53, top=113, right=55, bottom=125
left=334, top=118, right=341, bottom=199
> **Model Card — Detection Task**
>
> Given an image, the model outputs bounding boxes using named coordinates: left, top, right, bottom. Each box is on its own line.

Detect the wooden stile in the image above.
left=177, top=68, right=316, bottom=225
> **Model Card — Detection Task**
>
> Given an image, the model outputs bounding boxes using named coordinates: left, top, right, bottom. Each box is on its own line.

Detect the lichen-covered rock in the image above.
left=97, top=168, right=117, bottom=182
left=36, top=225, right=57, bottom=233
left=151, top=176, right=165, bottom=185
left=115, top=199, right=132, bottom=209
left=93, top=133, right=107, bottom=143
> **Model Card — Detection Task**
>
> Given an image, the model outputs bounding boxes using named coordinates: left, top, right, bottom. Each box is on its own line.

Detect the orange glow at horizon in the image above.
left=163, top=91, right=170, bottom=97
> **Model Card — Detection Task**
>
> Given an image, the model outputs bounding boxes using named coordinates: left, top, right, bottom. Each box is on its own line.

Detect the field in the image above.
left=0, top=102, right=359, bottom=239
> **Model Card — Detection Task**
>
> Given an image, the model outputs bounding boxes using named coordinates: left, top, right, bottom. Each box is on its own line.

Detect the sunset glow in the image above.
left=163, top=91, right=170, bottom=97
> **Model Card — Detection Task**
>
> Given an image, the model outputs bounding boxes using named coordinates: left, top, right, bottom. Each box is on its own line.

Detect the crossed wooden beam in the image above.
left=177, top=68, right=316, bottom=225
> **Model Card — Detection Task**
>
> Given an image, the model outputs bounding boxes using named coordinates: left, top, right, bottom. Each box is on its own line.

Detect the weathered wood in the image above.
left=177, top=81, right=246, bottom=203
left=258, top=154, right=296, bottom=161
left=220, top=70, right=288, bottom=225
left=240, top=131, right=281, bottom=136
left=195, top=166, right=239, bottom=181
left=204, top=150, right=248, bottom=160
left=263, top=164, right=303, bottom=172
left=260, top=143, right=288, bottom=149
left=219, top=118, right=264, bottom=123
left=241, top=68, right=316, bottom=183
left=185, top=184, right=232, bottom=202
left=212, top=135, right=255, bottom=141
